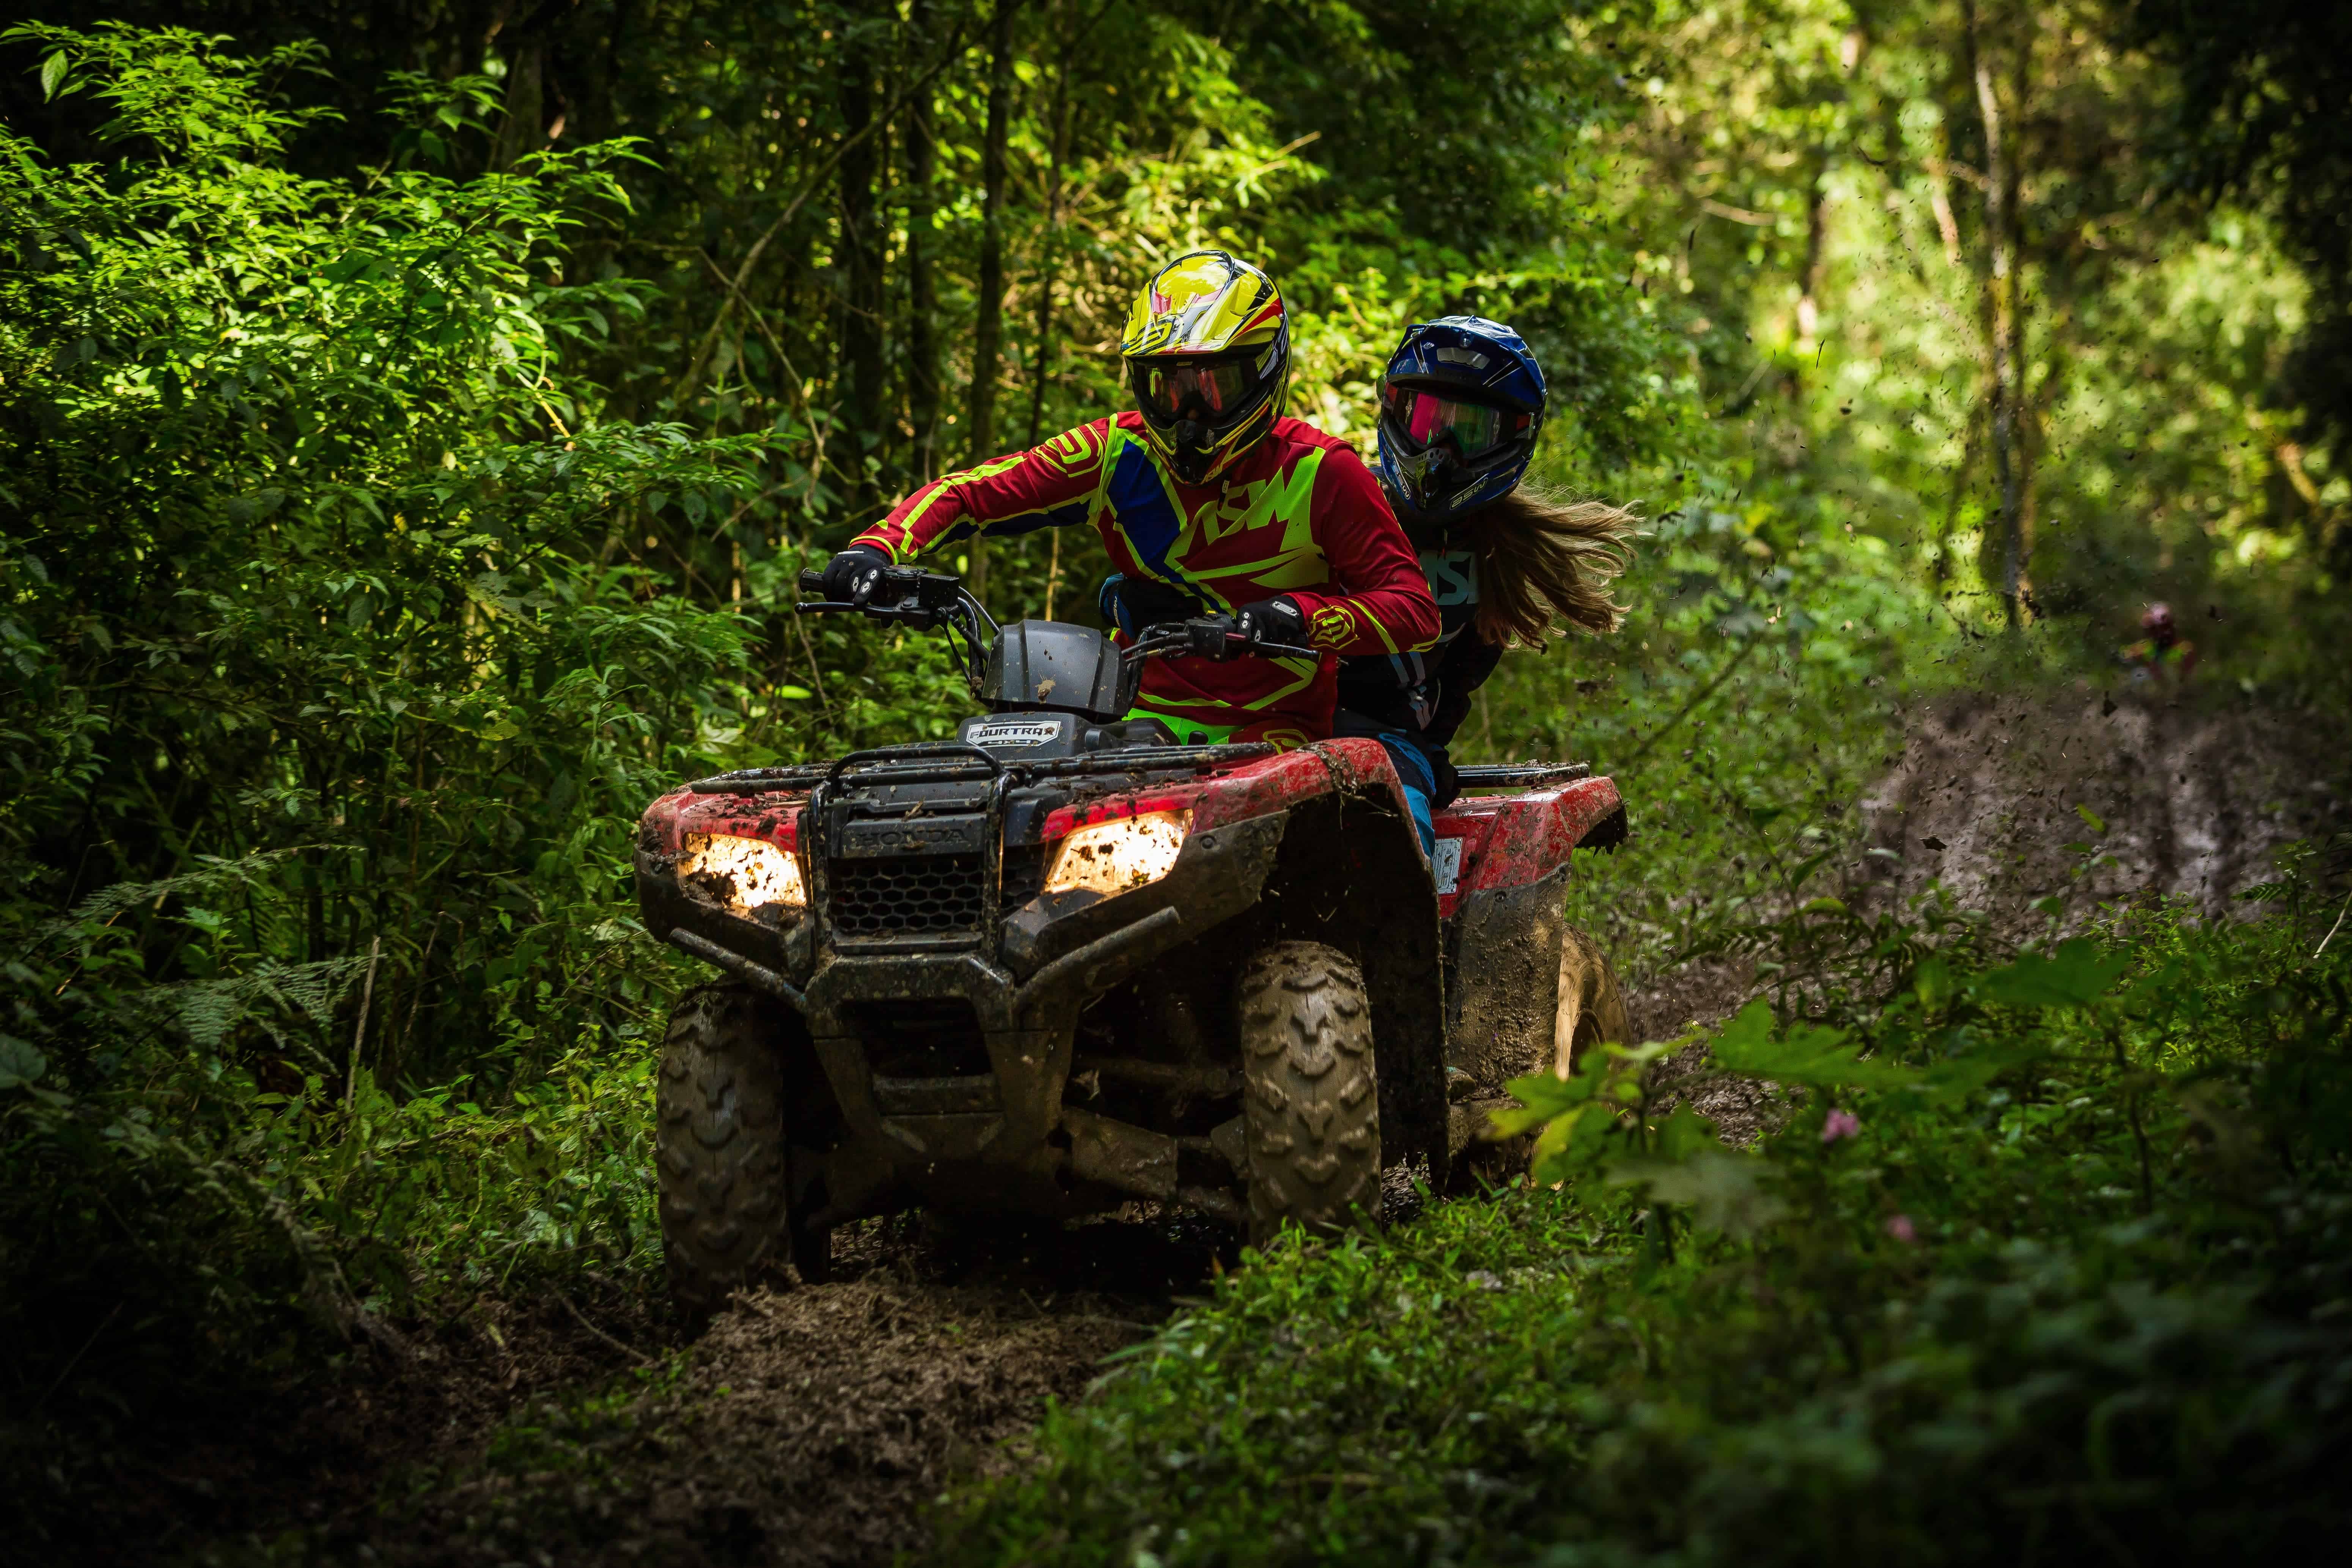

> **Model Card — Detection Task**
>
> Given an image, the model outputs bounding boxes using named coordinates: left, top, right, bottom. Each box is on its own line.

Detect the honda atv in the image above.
left=634, top=566, right=1628, bottom=1320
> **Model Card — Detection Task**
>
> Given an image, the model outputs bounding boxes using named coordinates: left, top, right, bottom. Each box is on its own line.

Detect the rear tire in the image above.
left=1236, top=942, right=1381, bottom=1246
left=656, top=985, right=829, bottom=1326
left=1553, top=925, right=1629, bottom=1076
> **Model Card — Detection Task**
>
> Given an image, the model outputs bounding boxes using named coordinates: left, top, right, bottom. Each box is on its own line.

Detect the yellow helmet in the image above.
left=1120, top=249, right=1290, bottom=485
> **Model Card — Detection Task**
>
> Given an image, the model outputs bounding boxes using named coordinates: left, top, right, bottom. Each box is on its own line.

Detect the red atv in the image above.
left=635, top=566, right=1627, bottom=1319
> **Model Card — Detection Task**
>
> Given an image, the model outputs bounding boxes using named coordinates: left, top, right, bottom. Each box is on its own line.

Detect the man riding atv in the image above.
left=633, top=256, right=1632, bottom=1327
left=819, top=248, right=1439, bottom=751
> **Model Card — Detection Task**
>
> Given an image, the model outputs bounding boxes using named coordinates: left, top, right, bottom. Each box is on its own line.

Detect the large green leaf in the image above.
left=1973, top=939, right=2129, bottom=1011
left=1708, top=1000, right=1923, bottom=1090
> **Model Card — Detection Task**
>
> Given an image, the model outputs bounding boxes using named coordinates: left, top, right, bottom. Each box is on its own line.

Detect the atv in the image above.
left=634, top=565, right=1628, bottom=1320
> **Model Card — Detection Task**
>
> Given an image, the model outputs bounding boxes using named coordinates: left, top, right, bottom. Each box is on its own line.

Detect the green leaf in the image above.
left=1527, top=1101, right=1612, bottom=1189
left=1709, top=1000, right=1922, bottom=1089
left=1607, top=1147, right=1786, bottom=1236
left=1912, top=956, right=1954, bottom=1012
left=2074, top=803, right=2107, bottom=836
left=1496, top=1069, right=1592, bottom=1132
left=0, top=1033, right=48, bottom=1090
left=39, top=52, right=66, bottom=102
left=1973, top=938, right=2128, bottom=1010
left=1652, top=1101, right=1720, bottom=1161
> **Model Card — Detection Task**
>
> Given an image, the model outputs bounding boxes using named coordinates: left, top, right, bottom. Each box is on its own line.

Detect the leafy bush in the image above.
left=936, top=855, right=2352, bottom=1567
left=0, top=23, right=789, bottom=1504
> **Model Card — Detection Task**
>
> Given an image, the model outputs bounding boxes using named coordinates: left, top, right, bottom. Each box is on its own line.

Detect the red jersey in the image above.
left=855, top=414, right=1440, bottom=744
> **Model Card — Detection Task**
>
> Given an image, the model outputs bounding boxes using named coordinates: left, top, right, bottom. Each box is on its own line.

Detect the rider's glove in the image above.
left=820, top=543, right=892, bottom=604
left=1233, top=596, right=1308, bottom=650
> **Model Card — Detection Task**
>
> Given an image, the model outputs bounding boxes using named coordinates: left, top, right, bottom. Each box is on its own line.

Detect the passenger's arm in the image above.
left=1425, top=633, right=1504, bottom=748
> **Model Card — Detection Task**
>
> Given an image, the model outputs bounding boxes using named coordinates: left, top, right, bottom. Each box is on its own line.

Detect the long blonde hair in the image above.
left=1456, top=485, right=1641, bottom=648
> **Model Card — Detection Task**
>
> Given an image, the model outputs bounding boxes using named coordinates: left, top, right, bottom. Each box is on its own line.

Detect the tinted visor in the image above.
left=1139, top=356, right=1258, bottom=420
left=1383, top=384, right=1526, bottom=459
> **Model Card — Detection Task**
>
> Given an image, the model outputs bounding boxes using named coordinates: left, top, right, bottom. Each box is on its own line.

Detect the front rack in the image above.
left=1454, top=761, right=1594, bottom=789
left=686, top=741, right=1278, bottom=796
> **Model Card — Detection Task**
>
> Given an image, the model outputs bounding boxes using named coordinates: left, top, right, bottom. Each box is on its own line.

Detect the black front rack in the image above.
left=686, top=741, right=1278, bottom=796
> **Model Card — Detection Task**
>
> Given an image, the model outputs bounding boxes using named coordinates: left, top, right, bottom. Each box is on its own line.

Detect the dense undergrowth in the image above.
left=938, top=858, right=2352, bottom=1566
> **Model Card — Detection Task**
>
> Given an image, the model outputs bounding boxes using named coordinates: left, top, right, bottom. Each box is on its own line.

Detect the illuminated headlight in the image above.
left=1044, top=810, right=1191, bottom=898
left=678, top=832, right=805, bottom=916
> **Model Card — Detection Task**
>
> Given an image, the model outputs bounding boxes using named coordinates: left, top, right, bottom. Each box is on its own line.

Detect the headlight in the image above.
left=1044, top=810, right=1190, bottom=898
left=678, top=832, right=805, bottom=916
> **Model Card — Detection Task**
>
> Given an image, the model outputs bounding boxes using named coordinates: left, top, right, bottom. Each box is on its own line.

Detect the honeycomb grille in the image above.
left=828, top=852, right=987, bottom=939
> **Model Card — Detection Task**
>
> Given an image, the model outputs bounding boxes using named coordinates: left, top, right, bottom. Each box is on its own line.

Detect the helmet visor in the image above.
left=1383, top=384, right=1525, bottom=459
left=1139, top=357, right=1258, bottom=420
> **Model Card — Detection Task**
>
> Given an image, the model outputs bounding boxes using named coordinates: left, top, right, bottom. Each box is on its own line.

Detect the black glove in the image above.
left=1233, top=595, right=1308, bottom=650
left=819, top=543, right=891, bottom=604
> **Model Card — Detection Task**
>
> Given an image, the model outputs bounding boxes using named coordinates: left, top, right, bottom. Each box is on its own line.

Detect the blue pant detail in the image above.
left=1374, top=734, right=1438, bottom=858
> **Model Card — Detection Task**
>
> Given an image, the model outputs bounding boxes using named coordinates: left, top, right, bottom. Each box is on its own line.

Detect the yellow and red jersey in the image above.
left=855, top=413, right=1440, bottom=744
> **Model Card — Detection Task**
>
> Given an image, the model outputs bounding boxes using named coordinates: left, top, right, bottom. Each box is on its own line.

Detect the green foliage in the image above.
left=936, top=856, right=2352, bottom=1567
left=0, top=24, right=772, bottom=1479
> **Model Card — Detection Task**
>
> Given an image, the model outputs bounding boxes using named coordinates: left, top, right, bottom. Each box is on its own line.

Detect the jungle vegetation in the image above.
left=1, top=1, right=2346, bottom=1559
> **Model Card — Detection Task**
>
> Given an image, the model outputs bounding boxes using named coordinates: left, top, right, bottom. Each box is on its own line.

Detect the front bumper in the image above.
left=636, top=810, right=1289, bottom=1207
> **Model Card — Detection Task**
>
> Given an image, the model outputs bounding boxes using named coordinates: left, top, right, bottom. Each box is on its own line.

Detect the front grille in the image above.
left=829, top=851, right=987, bottom=938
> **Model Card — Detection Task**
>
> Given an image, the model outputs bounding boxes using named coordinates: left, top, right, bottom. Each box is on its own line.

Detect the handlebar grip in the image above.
left=799, top=568, right=825, bottom=595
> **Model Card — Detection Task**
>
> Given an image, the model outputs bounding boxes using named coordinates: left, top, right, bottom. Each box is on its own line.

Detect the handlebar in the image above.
left=795, top=565, right=973, bottom=629
left=1118, top=618, right=1320, bottom=665
left=794, top=565, right=1318, bottom=665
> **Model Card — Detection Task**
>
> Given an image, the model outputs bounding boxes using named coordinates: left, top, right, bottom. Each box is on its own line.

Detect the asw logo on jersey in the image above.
left=1421, top=549, right=1478, bottom=606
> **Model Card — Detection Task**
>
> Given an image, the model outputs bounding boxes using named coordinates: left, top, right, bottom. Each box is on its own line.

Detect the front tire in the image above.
left=1236, top=942, right=1381, bottom=1246
left=655, top=985, right=829, bottom=1326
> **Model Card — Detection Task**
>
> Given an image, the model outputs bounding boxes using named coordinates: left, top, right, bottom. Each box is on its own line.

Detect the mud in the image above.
left=1855, top=684, right=2346, bottom=930
left=292, top=1214, right=1217, bottom=1567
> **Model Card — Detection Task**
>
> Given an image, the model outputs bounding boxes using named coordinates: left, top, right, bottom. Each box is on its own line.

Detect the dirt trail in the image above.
left=1626, top=684, right=2346, bottom=1144
left=333, top=1215, right=1221, bottom=1566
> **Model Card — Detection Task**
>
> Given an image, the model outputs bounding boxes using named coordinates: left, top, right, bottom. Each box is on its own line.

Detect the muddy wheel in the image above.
left=1236, top=941, right=1381, bottom=1246
left=656, top=984, right=829, bottom=1326
left=1553, top=925, right=1629, bottom=1076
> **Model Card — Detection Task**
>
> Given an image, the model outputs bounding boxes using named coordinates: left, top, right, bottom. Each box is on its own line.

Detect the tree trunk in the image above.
left=1026, top=6, right=1079, bottom=447
left=1795, top=154, right=1828, bottom=349
left=1965, top=0, right=2028, bottom=631
left=905, top=0, right=943, bottom=484
left=965, top=0, right=1020, bottom=602
left=838, top=9, right=889, bottom=515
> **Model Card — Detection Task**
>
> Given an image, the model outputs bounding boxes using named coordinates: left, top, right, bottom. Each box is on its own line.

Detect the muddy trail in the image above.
left=99, top=686, right=2346, bottom=1568
left=150, top=1214, right=1215, bottom=1568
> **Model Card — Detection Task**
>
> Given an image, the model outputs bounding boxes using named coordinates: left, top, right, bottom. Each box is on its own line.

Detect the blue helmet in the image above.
left=1373, top=316, right=1547, bottom=525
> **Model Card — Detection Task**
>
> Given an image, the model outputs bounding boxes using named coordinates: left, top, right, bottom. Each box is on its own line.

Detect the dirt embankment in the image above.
left=1625, top=684, right=2346, bottom=1144
left=1858, top=684, right=2346, bottom=929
